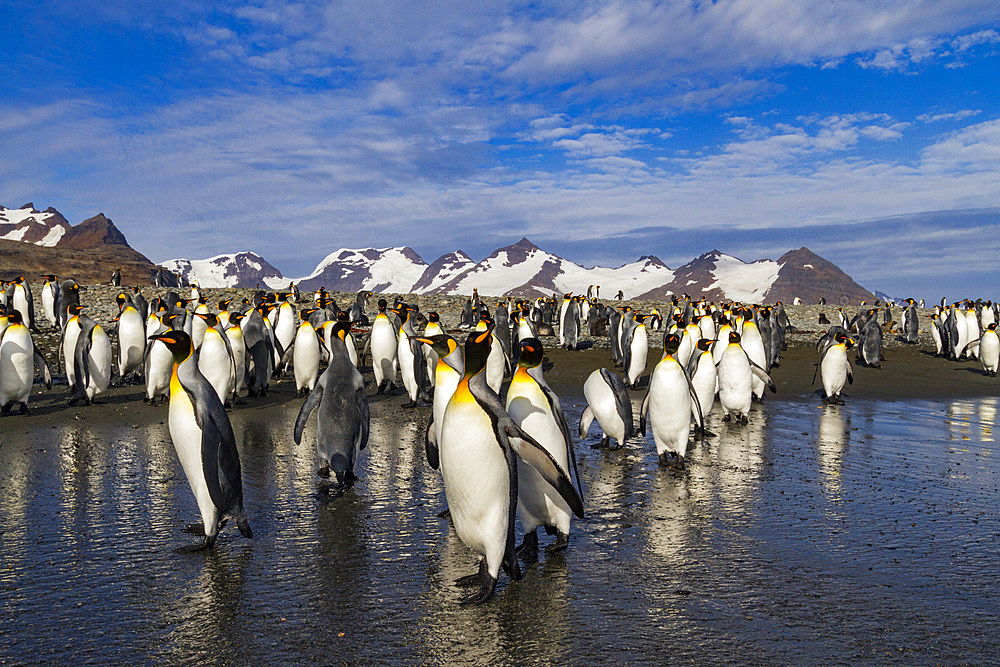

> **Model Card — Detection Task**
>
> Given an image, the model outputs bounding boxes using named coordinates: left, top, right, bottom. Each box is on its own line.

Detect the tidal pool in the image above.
left=1, top=391, right=997, bottom=664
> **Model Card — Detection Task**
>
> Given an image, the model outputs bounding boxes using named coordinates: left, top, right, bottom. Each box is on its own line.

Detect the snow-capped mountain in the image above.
left=427, top=238, right=674, bottom=299
left=161, top=252, right=287, bottom=289
left=638, top=247, right=873, bottom=304
left=294, top=246, right=429, bottom=293
left=410, top=251, right=476, bottom=293
left=0, top=203, right=72, bottom=246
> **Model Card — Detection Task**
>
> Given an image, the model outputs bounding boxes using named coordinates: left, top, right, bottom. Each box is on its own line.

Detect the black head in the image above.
left=330, top=321, right=352, bottom=341
left=196, top=312, right=220, bottom=327
left=428, top=312, right=440, bottom=323
left=229, top=312, right=244, bottom=325
left=463, top=328, right=492, bottom=377
left=517, top=337, right=544, bottom=368
left=6, top=311, right=23, bottom=326
left=663, top=333, right=681, bottom=355
left=729, top=331, right=742, bottom=345
left=415, top=333, right=455, bottom=357
left=149, top=330, right=194, bottom=362
left=696, top=338, right=712, bottom=353
left=378, top=298, right=388, bottom=312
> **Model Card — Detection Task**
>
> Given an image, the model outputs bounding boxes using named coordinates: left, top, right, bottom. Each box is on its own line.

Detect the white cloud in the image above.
left=917, top=109, right=981, bottom=123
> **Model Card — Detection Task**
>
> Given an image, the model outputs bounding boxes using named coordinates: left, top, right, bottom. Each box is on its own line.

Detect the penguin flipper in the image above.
left=33, top=349, right=52, bottom=390
left=293, top=381, right=324, bottom=445
left=578, top=406, right=594, bottom=439
left=424, top=420, right=440, bottom=469
left=536, top=380, right=583, bottom=501
left=601, top=368, right=634, bottom=439
left=505, top=424, right=584, bottom=519
left=638, top=386, right=651, bottom=437
left=746, top=355, right=777, bottom=393
left=846, top=359, right=854, bottom=385
left=177, top=376, right=244, bottom=513
left=73, top=324, right=94, bottom=397
left=355, top=374, right=370, bottom=451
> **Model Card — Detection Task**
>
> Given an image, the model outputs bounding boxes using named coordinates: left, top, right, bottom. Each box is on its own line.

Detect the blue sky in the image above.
left=2, top=1, right=999, bottom=299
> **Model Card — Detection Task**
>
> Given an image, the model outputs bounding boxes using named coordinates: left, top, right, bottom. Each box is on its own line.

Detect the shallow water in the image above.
left=1, top=391, right=998, bottom=664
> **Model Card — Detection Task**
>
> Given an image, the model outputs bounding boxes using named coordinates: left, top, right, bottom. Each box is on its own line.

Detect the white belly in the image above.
left=485, top=339, right=504, bottom=394
left=433, top=365, right=460, bottom=444
left=718, top=348, right=752, bottom=417
left=821, top=346, right=848, bottom=397
left=370, top=320, right=397, bottom=384
left=63, top=321, right=81, bottom=381
left=690, top=356, right=717, bottom=421
left=225, top=328, right=246, bottom=392
left=647, top=359, right=691, bottom=457
left=146, top=341, right=173, bottom=400
left=42, top=288, right=56, bottom=326
left=168, top=380, right=218, bottom=529
left=507, top=374, right=571, bottom=533
left=583, top=371, right=625, bottom=443
left=626, top=327, right=648, bottom=385
left=981, top=331, right=999, bottom=372
left=293, top=326, right=320, bottom=391
left=0, top=328, right=33, bottom=404
left=117, top=310, right=146, bottom=376
left=440, top=396, right=510, bottom=578
left=199, top=333, right=235, bottom=403
left=86, top=327, right=112, bottom=399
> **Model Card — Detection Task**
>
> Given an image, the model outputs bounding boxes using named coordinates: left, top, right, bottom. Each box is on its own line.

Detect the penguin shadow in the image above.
left=954, top=367, right=992, bottom=376
left=315, top=479, right=358, bottom=503
left=568, top=341, right=595, bottom=351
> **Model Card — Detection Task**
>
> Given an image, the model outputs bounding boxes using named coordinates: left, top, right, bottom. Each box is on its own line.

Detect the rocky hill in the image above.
left=0, top=206, right=167, bottom=285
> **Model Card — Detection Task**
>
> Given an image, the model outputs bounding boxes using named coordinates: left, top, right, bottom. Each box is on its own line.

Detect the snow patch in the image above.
left=708, top=255, right=780, bottom=303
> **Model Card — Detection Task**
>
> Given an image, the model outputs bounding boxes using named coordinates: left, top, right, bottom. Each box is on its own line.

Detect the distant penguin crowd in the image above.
left=1, top=274, right=997, bottom=604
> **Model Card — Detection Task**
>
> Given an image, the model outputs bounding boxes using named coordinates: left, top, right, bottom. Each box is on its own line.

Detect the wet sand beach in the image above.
left=2, top=298, right=999, bottom=664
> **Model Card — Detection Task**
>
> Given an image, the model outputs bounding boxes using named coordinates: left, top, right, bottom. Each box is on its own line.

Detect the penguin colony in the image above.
left=2, top=276, right=998, bottom=604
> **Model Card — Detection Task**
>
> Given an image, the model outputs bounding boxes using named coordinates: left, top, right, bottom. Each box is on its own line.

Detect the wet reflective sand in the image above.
left=1, top=388, right=998, bottom=664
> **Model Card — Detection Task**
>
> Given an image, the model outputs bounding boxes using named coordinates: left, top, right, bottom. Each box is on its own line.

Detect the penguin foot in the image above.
left=740, top=414, right=749, bottom=425
left=176, top=536, right=215, bottom=553
left=722, top=413, right=732, bottom=422
left=545, top=532, right=569, bottom=553
left=600, top=436, right=610, bottom=449
left=437, top=508, right=452, bottom=519
left=182, top=522, right=206, bottom=536
left=459, top=573, right=497, bottom=605
left=516, top=531, right=539, bottom=563
left=317, top=464, right=331, bottom=479
left=455, top=559, right=488, bottom=587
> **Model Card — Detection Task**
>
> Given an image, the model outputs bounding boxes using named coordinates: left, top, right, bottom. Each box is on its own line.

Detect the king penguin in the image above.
left=0, top=311, right=52, bottom=414
left=370, top=298, right=398, bottom=394
left=41, top=275, right=58, bottom=327
left=506, top=338, right=582, bottom=560
left=580, top=368, right=634, bottom=450
left=639, top=333, right=703, bottom=470
left=294, top=321, right=370, bottom=486
left=115, top=292, right=146, bottom=381
left=436, top=329, right=583, bottom=604
left=195, top=312, right=237, bottom=406
left=292, top=307, right=322, bottom=397
left=980, top=323, right=999, bottom=376
left=686, top=338, right=717, bottom=435
left=818, top=331, right=854, bottom=404
left=149, top=330, right=253, bottom=551
left=414, top=333, right=463, bottom=469
left=68, top=308, right=112, bottom=406
left=716, top=331, right=775, bottom=424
